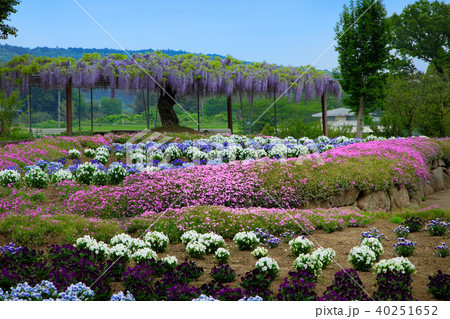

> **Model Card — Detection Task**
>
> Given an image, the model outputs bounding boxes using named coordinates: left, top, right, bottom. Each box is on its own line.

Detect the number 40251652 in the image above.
left=375, top=306, right=438, bottom=316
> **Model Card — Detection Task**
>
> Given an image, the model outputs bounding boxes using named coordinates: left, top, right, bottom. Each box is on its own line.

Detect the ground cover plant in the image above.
left=0, top=133, right=449, bottom=301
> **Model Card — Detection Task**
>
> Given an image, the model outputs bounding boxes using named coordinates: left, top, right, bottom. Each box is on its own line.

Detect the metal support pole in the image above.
left=274, top=91, right=277, bottom=136
left=197, top=87, right=200, bottom=132
left=154, top=91, right=159, bottom=128
left=78, top=88, right=81, bottom=133
left=90, top=88, right=93, bottom=134
left=28, top=85, right=31, bottom=135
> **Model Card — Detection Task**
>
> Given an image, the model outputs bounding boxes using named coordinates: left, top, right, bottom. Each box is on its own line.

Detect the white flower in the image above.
left=131, top=247, right=157, bottom=264
left=251, top=246, right=269, bottom=259
left=374, top=257, right=416, bottom=275
left=181, top=230, right=200, bottom=245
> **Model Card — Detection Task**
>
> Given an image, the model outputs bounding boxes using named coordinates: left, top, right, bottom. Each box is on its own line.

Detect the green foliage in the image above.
left=0, top=0, right=20, bottom=39
left=0, top=213, right=123, bottom=245
left=0, top=90, right=25, bottom=138
left=391, top=0, right=450, bottom=74
left=335, top=0, right=390, bottom=138
left=99, top=97, right=122, bottom=116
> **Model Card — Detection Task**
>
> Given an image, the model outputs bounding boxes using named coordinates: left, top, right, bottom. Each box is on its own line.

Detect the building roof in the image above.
left=312, top=108, right=355, bottom=118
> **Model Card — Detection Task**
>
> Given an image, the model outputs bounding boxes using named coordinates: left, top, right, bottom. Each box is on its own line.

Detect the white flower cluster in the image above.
left=24, top=167, right=49, bottom=189
left=361, top=237, right=384, bottom=258
left=348, top=245, right=377, bottom=271
left=0, top=169, right=21, bottom=186
left=144, top=231, right=169, bottom=253
left=110, top=233, right=134, bottom=247
left=68, top=149, right=81, bottom=159
left=131, top=247, right=158, bottom=264
left=130, top=152, right=147, bottom=164
left=107, top=164, right=128, bottom=185
left=268, top=144, right=288, bottom=158
left=289, top=236, right=314, bottom=256
left=287, top=145, right=309, bottom=158
left=374, top=257, right=416, bottom=275
left=233, top=231, right=260, bottom=251
left=164, top=144, right=182, bottom=160
left=255, top=257, right=279, bottom=276
left=109, top=244, right=131, bottom=261
left=74, top=162, right=96, bottom=184
left=311, top=247, right=336, bottom=268
left=214, top=248, right=230, bottom=261
left=161, top=256, right=178, bottom=268
left=293, top=253, right=323, bottom=275
left=186, top=241, right=207, bottom=259
left=83, top=148, right=96, bottom=158
left=185, top=146, right=207, bottom=161
left=51, top=169, right=73, bottom=184
left=181, top=230, right=200, bottom=245
left=251, top=246, right=269, bottom=259
left=316, top=135, right=331, bottom=144
left=198, top=232, right=225, bottom=254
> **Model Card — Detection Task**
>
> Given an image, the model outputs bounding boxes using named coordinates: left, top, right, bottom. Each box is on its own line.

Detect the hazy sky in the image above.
left=3, top=0, right=432, bottom=70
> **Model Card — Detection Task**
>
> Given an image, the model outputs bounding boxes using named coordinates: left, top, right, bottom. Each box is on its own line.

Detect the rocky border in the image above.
left=306, top=159, right=450, bottom=211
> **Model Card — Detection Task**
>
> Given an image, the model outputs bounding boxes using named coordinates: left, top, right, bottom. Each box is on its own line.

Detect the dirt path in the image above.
left=423, top=188, right=450, bottom=210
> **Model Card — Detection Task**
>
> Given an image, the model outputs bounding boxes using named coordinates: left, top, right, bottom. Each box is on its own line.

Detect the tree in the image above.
left=335, top=0, right=390, bottom=138
left=0, top=0, right=20, bottom=39
left=0, top=90, right=24, bottom=138
left=99, top=97, right=122, bottom=116
left=391, top=0, right=449, bottom=74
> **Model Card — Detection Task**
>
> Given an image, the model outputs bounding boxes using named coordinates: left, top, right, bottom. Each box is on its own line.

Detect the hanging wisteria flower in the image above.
left=110, top=291, right=135, bottom=301
left=348, top=245, right=377, bottom=271
left=394, top=226, right=410, bottom=239
left=161, top=256, right=178, bottom=269
left=393, top=238, right=417, bottom=257
left=0, top=169, right=21, bottom=187
left=426, top=218, right=449, bottom=236
left=293, top=253, right=323, bottom=276
left=435, top=243, right=449, bottom=258
left=24, top=167, right=49, bottom=189
left=311, top=247, right=336, bottom=268
left=374, top=257, right=416, bottom=275
left=68, top=149, right=81, bottom=159
left=131, top=247, right=158, bottom=264
left=255, top=257, right=279, bottom=278
left=233, top=232, right=260, bottom=251
left=251, top=246, right=269, bottom=259
left=361, top=237, right=384, bottom=260
left=83, top=148, right=96, bottom=158
left=144, top=231, right=169, bottom=253
left=213, top=247, right=230, bottom=264
left=186, top=241, right=207, bottom=259
left=289, top=236, right=314, bottom=257
left=181, top=230, right=200, bottom=245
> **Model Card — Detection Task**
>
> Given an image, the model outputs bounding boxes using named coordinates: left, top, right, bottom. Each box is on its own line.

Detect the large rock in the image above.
left=411, top=186, right=425, bottom=203
left=357, top=190, right=391, bottom=211
left=430, top=167, right=446, bottom=192
left=389, top=187, right=410, bottom=209
left=329, top=188, right=360, bottom=207
left=438, top=159, right=446, bottom=167
left=307, top=199, right=331, bottom=209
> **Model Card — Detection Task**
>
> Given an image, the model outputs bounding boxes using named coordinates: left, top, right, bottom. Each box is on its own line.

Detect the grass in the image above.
left=0, top=214, right=123, bottom=246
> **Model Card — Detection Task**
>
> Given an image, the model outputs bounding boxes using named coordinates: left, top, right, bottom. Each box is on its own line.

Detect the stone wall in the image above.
left=306, top=159, right=450, bottom=211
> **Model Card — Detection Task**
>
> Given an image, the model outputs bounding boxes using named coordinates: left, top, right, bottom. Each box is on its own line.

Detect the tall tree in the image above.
left=391, top=0, right=449, bottom=74
left=335, top=0, right=390, bottom=138
left=0, top=0, right=20, bottom=39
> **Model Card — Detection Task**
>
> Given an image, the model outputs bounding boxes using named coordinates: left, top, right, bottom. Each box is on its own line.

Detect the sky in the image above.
left=2, top=0, right=433, bottom=71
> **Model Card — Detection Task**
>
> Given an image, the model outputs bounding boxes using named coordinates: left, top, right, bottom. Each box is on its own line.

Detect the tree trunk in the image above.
left=357, top=76, right=366, bottom=139
left=157, top=85, right=179, bottom=126
left=227, top=95, right=233, bottom=134
left=239, top=91, right=245, bottom=133
left=66, top=78, right=73, bottom=136
left=357, top=95, right=365, bottom=139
